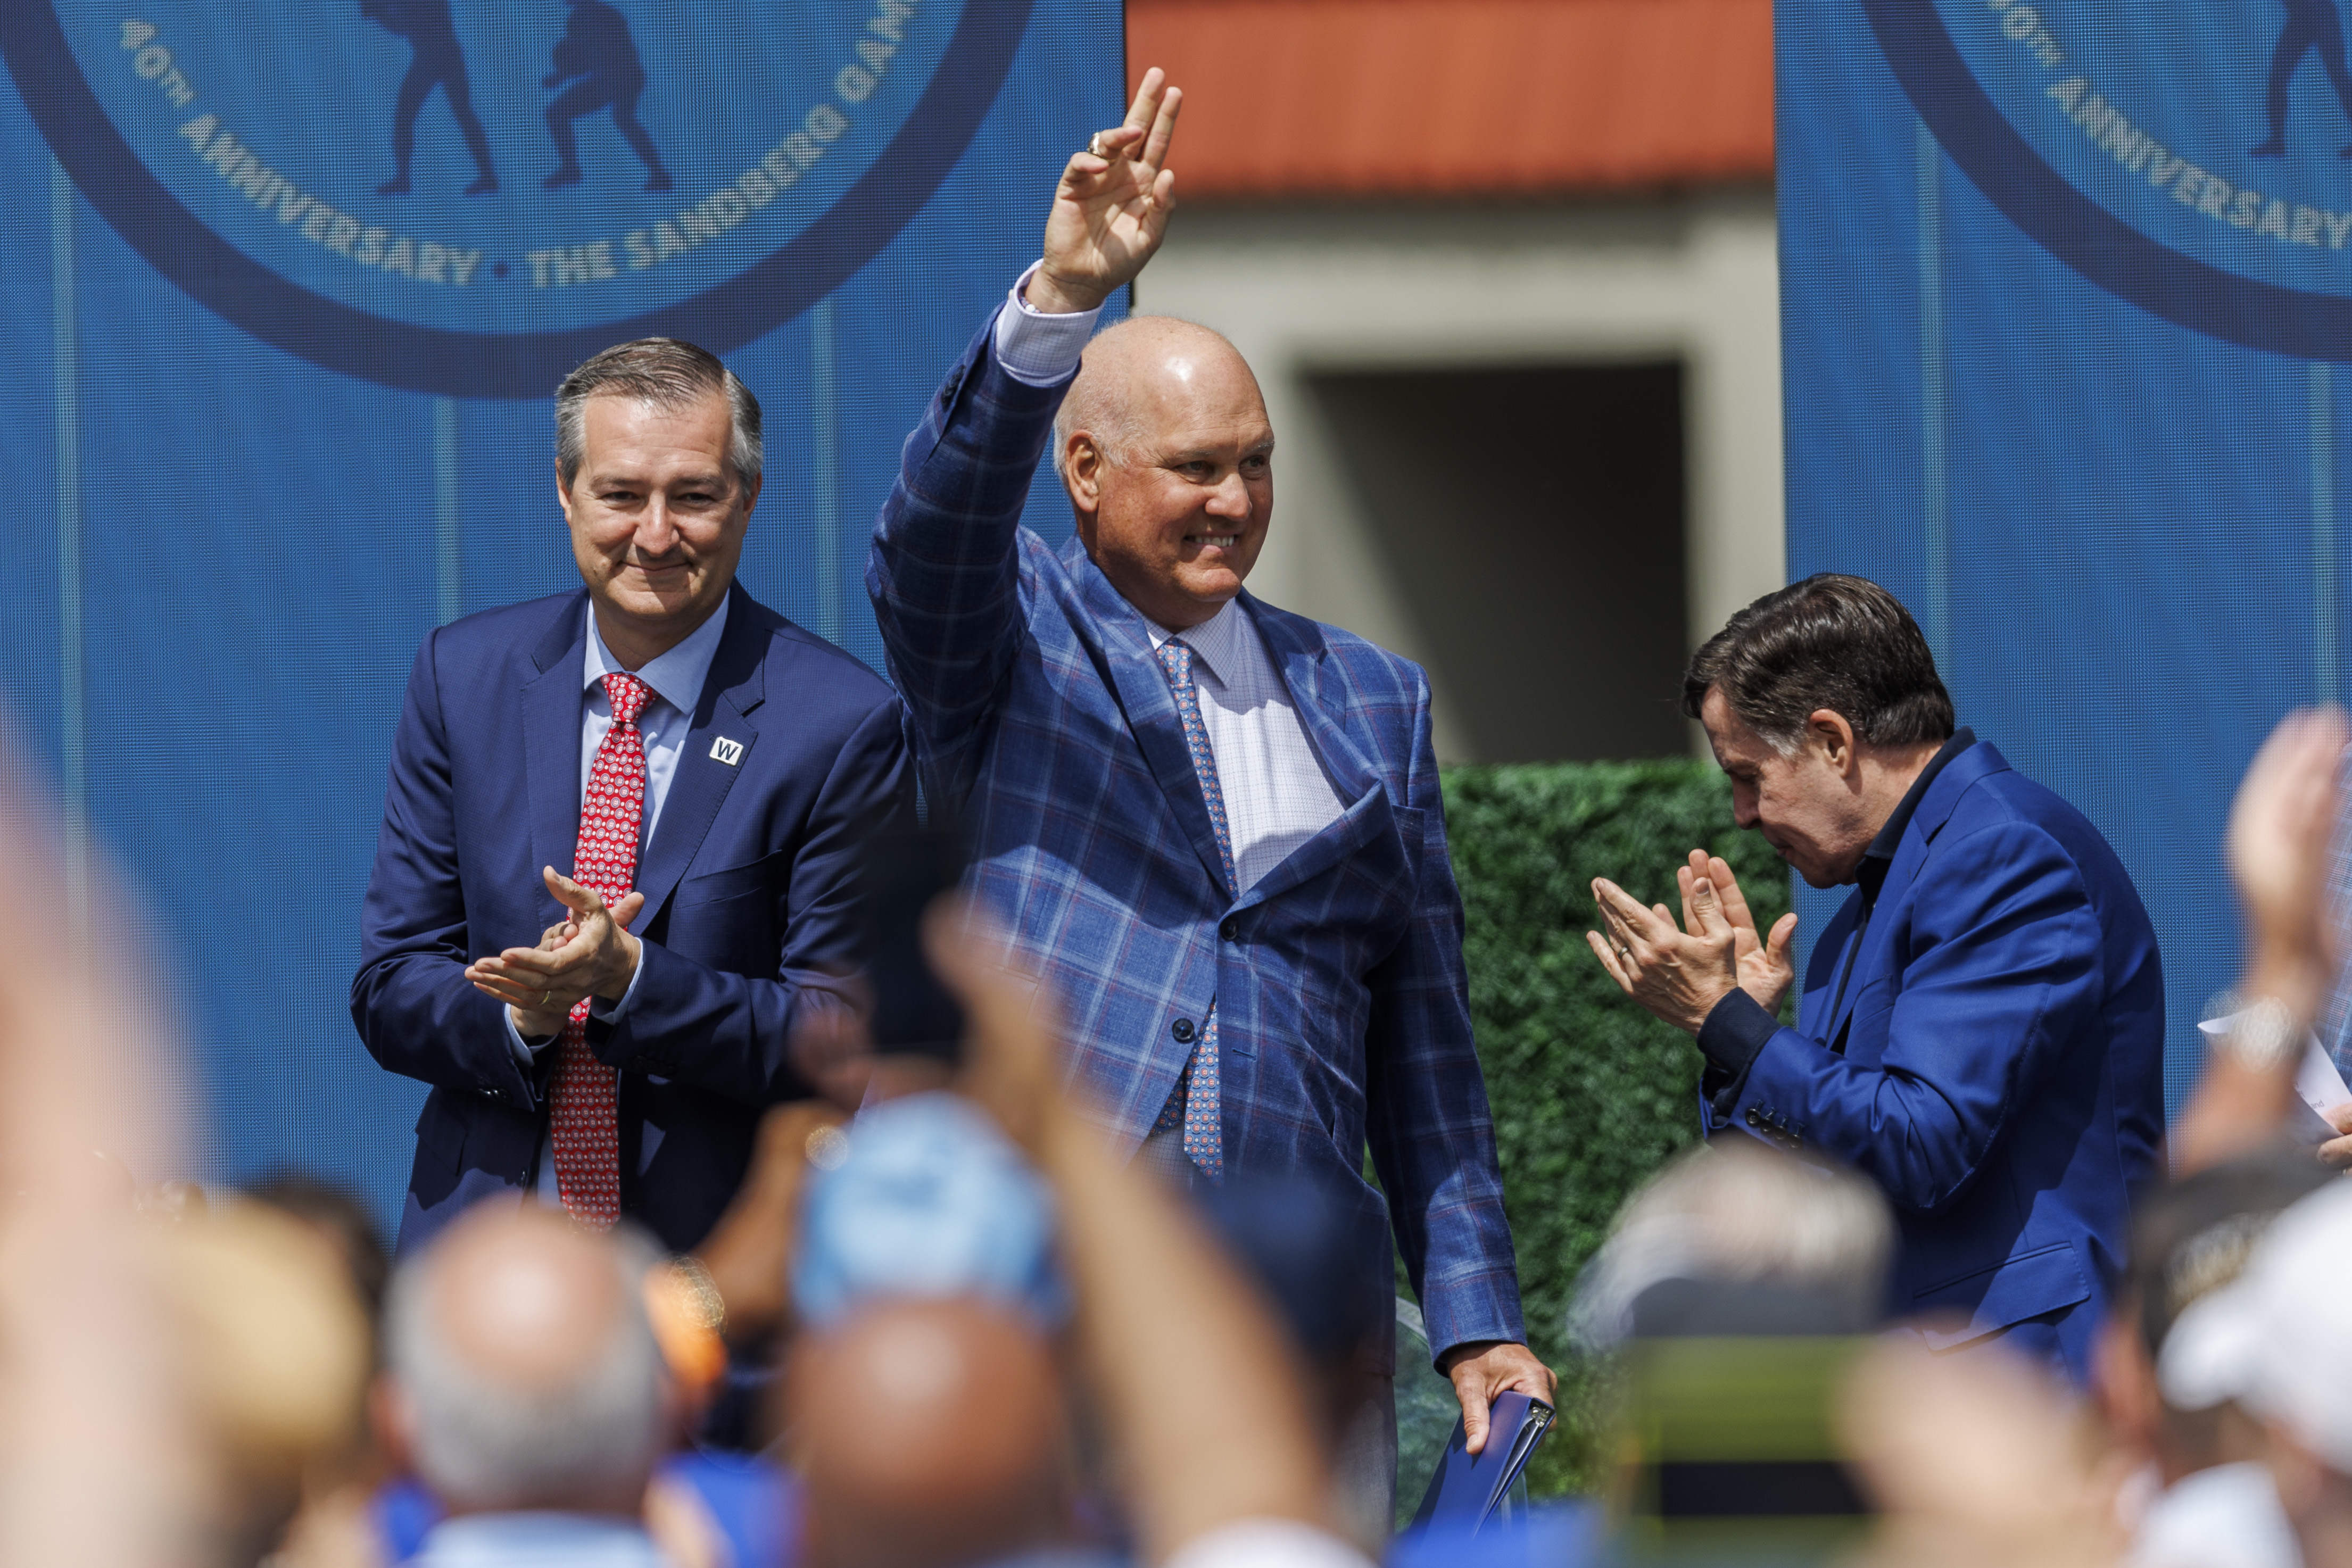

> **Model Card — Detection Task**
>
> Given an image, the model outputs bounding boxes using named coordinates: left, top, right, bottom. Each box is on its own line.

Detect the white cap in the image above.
left=2160, top=1180, right=2352, bottom=1469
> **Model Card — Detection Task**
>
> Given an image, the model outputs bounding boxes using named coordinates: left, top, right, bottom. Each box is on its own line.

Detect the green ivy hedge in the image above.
left=1435, top=759, right=1792, bottom=1496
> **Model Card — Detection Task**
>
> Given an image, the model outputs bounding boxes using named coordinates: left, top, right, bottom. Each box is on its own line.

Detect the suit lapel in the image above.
left=1065, top=545, right=1239, bottom=897
left=1815, top=740, right=2007, bottom=1048
left=1245, top=595, right=1379, bottom=803
left=1820, top=899, right=1892, bottom=1049
left=522, top=594, right=592, bottom=901
left=634, top=587, right=766, bottom=924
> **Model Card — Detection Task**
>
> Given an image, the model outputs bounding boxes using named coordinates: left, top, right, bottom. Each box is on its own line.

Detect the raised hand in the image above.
left=1028, top=67, right=1182, bottom=316
left=1682, top=849, right=1798, bottom=1017
left=2226, top=706, right=2349, bottom=1013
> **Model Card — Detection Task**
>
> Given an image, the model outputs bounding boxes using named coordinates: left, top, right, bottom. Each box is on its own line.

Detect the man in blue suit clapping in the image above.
left=1589, top=574, right=2165, bottom=1382
left=355, top=338, right=912, bottom=1258
left=866, top=69, right=1546, bottom=1530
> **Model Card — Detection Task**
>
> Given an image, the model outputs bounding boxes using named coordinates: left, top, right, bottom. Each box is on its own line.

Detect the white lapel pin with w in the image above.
left=709, top=736, right=746, bottom=767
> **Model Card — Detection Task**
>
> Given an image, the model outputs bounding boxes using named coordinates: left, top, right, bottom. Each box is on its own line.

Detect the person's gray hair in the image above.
left=555, top=337, right=764, bottom=490
left=385, top=1227, right=666, bottom=1511
left=1570, top=1140, right=1895, bottom=1349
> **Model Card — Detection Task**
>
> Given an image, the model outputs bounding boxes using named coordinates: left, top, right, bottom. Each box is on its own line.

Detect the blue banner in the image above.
left=1779, top=0, right=2350, bottom=1115
left=0, top=0, right=1120, bottom=1222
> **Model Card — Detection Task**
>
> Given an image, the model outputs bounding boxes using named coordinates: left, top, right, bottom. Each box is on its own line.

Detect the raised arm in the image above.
left=866, top=70, right=1182, bottom=808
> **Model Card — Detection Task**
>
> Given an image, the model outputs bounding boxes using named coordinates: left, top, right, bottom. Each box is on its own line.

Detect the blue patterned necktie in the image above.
left=1153, top=637, right=1232, bottom=1182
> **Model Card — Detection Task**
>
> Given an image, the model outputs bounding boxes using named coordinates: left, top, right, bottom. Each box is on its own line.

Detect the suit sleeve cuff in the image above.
left=503, top=1008, right=559, bottom=1072
left=1699, top=988, right=1780, bottom=1078
left=992, top=262, right=1102, bottom=386
left=588, top=946, right=646, bottom=1023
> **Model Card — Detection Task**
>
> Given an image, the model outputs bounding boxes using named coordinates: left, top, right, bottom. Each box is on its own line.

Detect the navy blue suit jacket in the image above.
left=1703, top=740, right=2164, bottom=1380
left=866, top=313, right=1524, bottom=1360
left=353, top=584, right=914, bottom=1256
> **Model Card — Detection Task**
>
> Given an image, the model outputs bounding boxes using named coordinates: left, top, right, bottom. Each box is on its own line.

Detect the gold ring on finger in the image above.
left=1087, top=132, right=1104, bottom=156
left=541, top=991, right=554, bottom=1010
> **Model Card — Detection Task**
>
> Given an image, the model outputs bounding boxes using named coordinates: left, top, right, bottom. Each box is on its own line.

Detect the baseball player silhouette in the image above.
left=2254, top=0, right=2352, bottom=156
left=541, top=0, right=672, bottom=192
left=363, top=0, right=498, bottom=195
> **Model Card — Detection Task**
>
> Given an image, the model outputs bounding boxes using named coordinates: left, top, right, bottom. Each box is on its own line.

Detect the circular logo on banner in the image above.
left=1866, top=0, right=2352, bottom=360
left=1, top=1, right=1030, bottom=395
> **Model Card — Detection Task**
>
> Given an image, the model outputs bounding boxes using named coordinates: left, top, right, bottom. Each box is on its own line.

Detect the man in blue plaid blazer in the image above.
left=865, top=72, right=1547, bottom=1508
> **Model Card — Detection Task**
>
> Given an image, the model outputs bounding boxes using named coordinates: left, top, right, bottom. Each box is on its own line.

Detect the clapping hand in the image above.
left=1026, top=67, right=1182, bottom=316
left=465, top=866, right=645, bottom=1036
left=1588, top=851, right=1797, bottom=1035
left=1679, top=850, right=1799, bottom=1018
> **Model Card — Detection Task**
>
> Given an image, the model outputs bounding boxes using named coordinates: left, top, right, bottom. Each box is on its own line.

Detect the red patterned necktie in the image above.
left=551, top=670, right=650, bottom=1231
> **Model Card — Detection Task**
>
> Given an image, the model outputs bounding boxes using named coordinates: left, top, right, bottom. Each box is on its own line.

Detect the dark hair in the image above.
left=244, top=1167, right=391, bottom=1321
left=554, top=337, right=763, bottom=489
left=2125, top=1147, right=2332, bottom=1358
left=1681, top=574, right=1955, bottom=750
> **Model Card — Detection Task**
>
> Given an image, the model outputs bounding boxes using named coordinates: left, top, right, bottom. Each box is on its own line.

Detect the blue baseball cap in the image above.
left=793, top=1091, right=1069, bottom=1330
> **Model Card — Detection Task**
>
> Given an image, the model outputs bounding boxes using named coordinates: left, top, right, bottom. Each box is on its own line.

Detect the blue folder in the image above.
left=1406, top=1390, right=1555, bottom=1534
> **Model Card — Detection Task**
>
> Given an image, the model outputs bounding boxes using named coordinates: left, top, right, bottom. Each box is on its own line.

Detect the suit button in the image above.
left=1220, top=918, right=1239, bottom=942
left=1745, top=1107, right=1761, bottom=1127
left=1172, top=1018, right=1196, bottom=1044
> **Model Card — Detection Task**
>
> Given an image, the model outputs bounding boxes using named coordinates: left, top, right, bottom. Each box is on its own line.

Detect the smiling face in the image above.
left=558, top=390, right=759, bottom=667
left=1059, top=322, right=1273, bottom=632
left=1699, top=686, right=1883, bottom=889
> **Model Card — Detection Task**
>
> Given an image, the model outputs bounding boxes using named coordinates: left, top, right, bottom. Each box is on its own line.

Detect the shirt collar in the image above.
left=1145, top=598, right=1245, bottom=687
left=583, top=593, right=731, bottom=716
left=1857, top=727, right=1975, bottom=898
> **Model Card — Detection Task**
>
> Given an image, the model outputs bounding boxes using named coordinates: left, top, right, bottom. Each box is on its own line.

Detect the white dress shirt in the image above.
left=989, top=265, right=1348, bottom=892
left=509, top=594, right=733, bottom=1200
left=1145, top=603, right=1346, bottom=894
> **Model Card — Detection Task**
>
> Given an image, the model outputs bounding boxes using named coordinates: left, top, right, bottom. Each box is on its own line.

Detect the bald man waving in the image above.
left=865, top=70, right=1548, bottom=1528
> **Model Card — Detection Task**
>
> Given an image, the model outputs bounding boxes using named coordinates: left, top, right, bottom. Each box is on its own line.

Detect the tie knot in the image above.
left=1155, top=638, right=1194, bottom=686
left=603, top=671, right=652, bottom=725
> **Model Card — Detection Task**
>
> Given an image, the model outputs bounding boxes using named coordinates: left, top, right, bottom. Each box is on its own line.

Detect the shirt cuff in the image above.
left=503, top=1008, right=559, bottom=1074
left=991, top=261, right=1102, bottom=387
left=1697, top=988, right=1781, bottom=1079
left=588, top=945, right=647, bottom=1023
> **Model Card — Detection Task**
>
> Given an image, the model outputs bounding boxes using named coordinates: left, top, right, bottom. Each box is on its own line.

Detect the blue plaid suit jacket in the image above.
left=866, top=312, right=1525, bottom=1360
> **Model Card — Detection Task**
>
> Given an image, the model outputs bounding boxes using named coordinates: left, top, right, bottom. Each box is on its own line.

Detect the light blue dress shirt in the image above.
left=508, top=594, right=733, bottom=1201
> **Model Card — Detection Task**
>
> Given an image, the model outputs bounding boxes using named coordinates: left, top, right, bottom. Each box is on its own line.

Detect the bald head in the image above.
left=1053, top=316, right=1274, bottom=632
left=1053, top=316, right=1257, bottom=475
left=788, top=1298, right=1066, bottom=1568
left=385, top=1207, right=669, bottom=1516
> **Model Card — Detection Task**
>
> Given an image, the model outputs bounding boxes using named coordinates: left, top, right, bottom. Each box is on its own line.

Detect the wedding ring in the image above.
left=541, top=991, right=554, bottom=1010
left=1087, top=132, right=1105, bottom=157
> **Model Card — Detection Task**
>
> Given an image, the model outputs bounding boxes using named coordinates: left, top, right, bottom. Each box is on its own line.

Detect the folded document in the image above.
left=2198, top=1011, right=2352, bottom=1146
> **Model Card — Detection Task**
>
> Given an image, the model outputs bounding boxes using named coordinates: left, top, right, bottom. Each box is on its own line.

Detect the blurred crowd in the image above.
left=19, top=708, right=2352, bottom=1568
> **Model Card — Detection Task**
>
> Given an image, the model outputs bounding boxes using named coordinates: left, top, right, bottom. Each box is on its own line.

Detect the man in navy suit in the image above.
left=1589, top=574, right=2164, bottom=1382
left=354, top=337, right=913, bottom=1256
left=866, top=70, right=1547, bottom=1522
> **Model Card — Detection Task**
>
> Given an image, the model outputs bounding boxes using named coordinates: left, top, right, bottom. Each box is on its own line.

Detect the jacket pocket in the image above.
left=1910, top=1239, right=2091, bottom=1350
left=676, top=847, right=789, bottom=908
